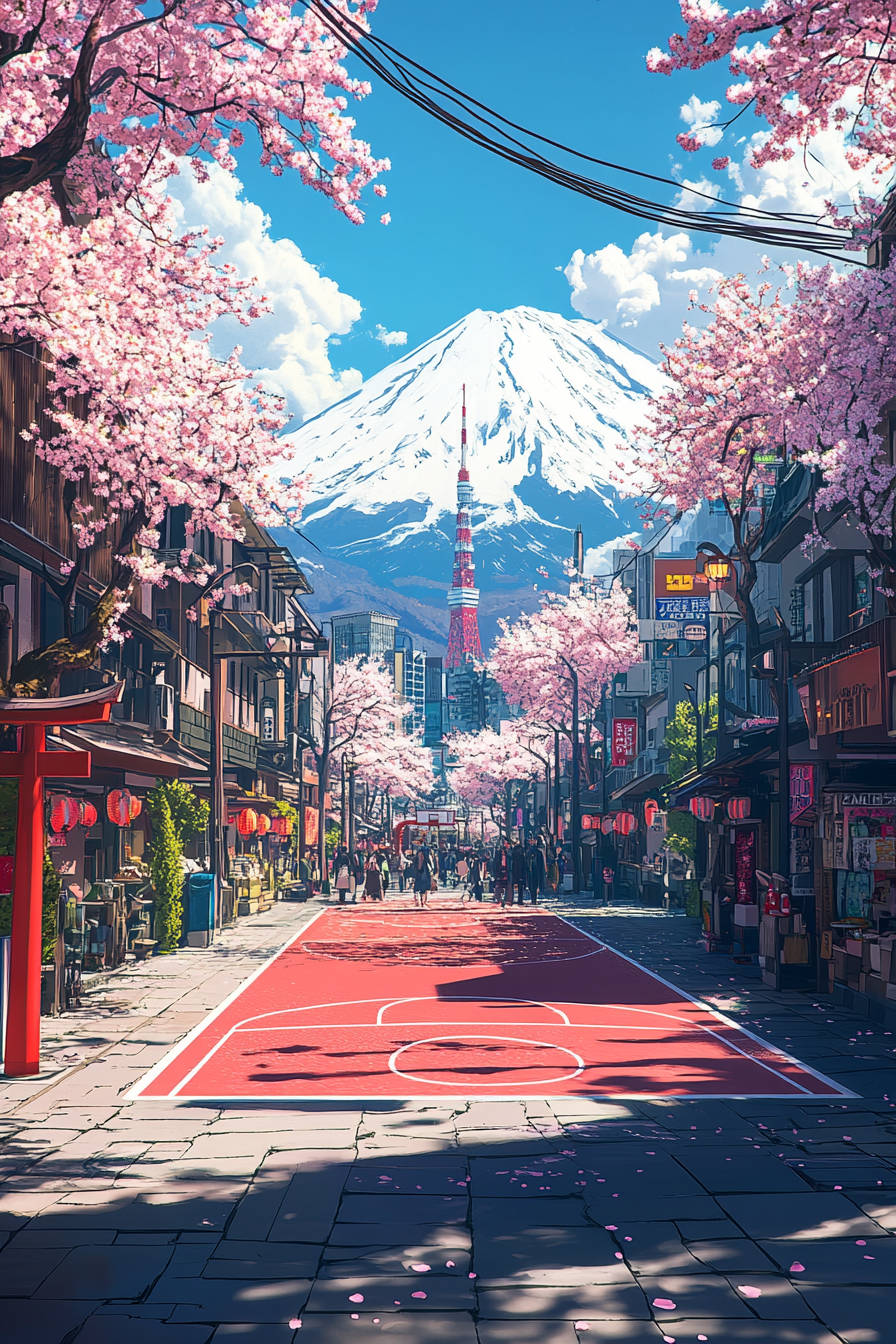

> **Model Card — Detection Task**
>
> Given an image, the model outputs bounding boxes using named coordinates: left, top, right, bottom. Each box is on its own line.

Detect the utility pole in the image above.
left=570, top=665, right=581, bottom=894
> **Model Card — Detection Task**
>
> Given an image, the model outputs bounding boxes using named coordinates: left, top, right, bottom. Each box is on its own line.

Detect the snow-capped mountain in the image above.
left=278, top=305, right=665, bottom=649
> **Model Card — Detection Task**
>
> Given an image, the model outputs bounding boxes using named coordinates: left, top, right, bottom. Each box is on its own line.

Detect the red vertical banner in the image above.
left=611, top=718, right=638, bottom=768
left=304, top=807, right=319, bottom=848
left=735, top=828, right=756, bottom=903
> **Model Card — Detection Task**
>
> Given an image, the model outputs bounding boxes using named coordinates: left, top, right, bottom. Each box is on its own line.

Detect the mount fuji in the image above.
left=277, top=305, right=665, bottom=652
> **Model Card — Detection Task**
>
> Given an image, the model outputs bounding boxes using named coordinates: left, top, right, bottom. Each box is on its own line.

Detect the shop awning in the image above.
left=58, top=724, right=207, bottom=777
left=610, top=769, right=669, bottom=800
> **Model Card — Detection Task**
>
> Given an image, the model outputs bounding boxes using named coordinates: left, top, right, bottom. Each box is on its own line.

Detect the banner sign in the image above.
left=304, top=807, right=319, bottom=848
left=611, top=718, right=638, bottom=768
left=735, top=828, right=756, bottom=903
left=789, top=764, right=816, bottom=821
left=0, top=856, right=12, bottom=896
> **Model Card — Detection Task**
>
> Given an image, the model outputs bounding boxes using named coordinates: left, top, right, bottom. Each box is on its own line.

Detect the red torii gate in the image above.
left=0, top=684, right=123, bottom=1076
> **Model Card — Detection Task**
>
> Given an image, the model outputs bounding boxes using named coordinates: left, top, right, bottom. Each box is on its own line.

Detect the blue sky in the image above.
left=171, top=1, right=871, bottom=424
left=231, top=0, right=735, bottom=378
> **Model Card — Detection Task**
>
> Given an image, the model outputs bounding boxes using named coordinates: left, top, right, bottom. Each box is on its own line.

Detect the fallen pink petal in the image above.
left=653, top=1299, right=677, bottom=1310
left=738, top=1286, right=762, bottom=1298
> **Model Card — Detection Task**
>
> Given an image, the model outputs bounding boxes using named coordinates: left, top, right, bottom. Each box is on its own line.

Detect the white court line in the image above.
left=556, top=914, right=856, bottom=1099
left=375, top=996, right=572, bottom=1026
left=125, top=905, right=328, bottom=1100
left=388, top=1035, right=586, bottom=1087
left=129, top=908, right=855, bottom=1101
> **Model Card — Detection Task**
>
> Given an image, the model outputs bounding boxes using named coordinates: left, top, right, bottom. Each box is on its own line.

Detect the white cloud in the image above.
left=169, top=164, right=363, bottom=424
left=375, top=324, right=408, bottom=347
left=565, top=111, right=882, bottom=360
left=584, top=533, right=640, bottom=581
left=679, top=95, right=724, bottom=149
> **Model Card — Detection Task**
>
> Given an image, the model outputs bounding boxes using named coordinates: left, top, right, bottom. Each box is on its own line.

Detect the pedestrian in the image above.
left=510, top=840, right=526, bottom=905
left=456, top=854, right=469, bottom=899
left=363, top=854, right=383, bottom=902
left=469, top=854, right=484, bottom=902
left=333, top=851, right=352, bottom=904
left=378, top=849, right=391, bottom=894
left=546, top=843, right=560, bottom=894
left=411, top=848, right=433, bottom=908
left=525, top=835, right=546, bottom=905
left=492, top=841, right=511, bottom=908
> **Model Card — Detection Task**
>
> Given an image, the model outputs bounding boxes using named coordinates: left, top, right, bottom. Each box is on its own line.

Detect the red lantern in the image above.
left=237, top=808, right=258, bottom=836
left=689, top=796, right=715, bottom=821
left=129, top=794, right=142, bottom=821
left=271, top=815, right=294, bottom=838
left=256, top=814, right=271, bottom=836
left=107, top=789, right=133, bottom=826
left=50, top=795, right=79, bottom=833
left=613, top=812, right=637, bottom=836
left=644, top=800, right=659, bottom=828
left=727, top=797, right=751, bottom=820
left=78, top=800, right=98, bottom=829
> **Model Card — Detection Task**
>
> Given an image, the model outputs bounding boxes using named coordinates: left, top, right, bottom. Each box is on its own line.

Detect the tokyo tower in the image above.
left=446, top=386, right=483, bottom=668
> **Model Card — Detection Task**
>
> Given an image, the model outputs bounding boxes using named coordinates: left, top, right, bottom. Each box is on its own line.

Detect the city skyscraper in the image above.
left=446, top=386, right=483, bottom=668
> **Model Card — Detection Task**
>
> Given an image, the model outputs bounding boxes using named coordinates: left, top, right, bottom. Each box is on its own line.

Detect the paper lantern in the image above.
left=644, top=800, right=660, bottom=828
left=613, top=812, right=637, bottom=836
left=50, top=795, right=79, bottom=833
left=128, top=794, right=142, bottom=820
left=727, top=796, right=751, bottom=820
left=271, top=815, right=294, bottom=838
left=256, top=814, right=271, bottom=836
left=107, top=789, right=133, bottom=826
left=689, top=796, right=715, bottom=821
left=237, top=808, right=258, bottom=836
left=79, top=800, right=98, bottom=829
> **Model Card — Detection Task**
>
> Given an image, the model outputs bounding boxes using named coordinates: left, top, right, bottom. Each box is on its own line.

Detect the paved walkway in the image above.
left=0, top=896, right=894, bottom=1343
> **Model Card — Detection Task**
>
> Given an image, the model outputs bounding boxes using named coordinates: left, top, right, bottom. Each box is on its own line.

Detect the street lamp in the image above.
left=683, top=681, right=703, bottom=774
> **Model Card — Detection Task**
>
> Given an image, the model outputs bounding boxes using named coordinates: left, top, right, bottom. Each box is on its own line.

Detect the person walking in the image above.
left=546, top=842, right=560, bottom=894
left=525, top=836, right=546, bottom=905
left=363, top=854, right=383, bottom=902
left=492, top=841, right=511, bottom=908
left=456, top=853, right=470, bottom=900
left=469, top=853, right=485, bottom=902
left=411, top=848, right=433, bottom=908
left=510, top=840, right=526, bottom=906
left=333, top=848, right=352, bottom=904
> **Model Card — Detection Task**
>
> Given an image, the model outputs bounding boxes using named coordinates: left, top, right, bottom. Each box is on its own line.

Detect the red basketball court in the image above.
left=130, top=905, right=851, bottom=1100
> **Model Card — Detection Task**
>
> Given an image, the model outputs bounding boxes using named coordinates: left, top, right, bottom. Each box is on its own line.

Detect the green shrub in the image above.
left=147, top=780, right=209, bottom=953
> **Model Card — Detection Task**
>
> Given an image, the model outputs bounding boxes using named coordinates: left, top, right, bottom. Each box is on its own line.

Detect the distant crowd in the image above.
left=321, top=837, right=568, bottom=907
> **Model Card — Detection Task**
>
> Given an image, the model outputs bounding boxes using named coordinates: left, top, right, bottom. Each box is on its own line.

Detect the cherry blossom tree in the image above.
left=635, top=264, right=896, bottom=622
left=311, top=657, right=414, bottom=868
left=448, top=725, right=539, bottom=837
left=648, top=1, right=896, bottom=176
left=0, top=0, right=388, bottom=693
left=0, top=0, right=386, bottom=215
left=488, top=588, right=638, bottom=880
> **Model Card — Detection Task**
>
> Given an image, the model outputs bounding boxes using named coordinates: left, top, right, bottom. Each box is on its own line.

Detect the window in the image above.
left=156, top=608, right=172, bottom=634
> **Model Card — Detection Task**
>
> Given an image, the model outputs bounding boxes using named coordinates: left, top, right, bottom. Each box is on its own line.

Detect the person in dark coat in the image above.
left=510, top=841, right=526, bottom=905
left=363, top=855, right=383, bottom=901
left=492, top=842, right=511, bottom=907
left=411, top=848, right=433, bottom=908
left=525, top=837, right=546, bottom=905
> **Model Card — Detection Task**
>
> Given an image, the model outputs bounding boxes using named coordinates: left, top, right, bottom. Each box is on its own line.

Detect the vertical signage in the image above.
left=789, top=764, right=816, bottom=821
left=304, top=807, right=319, bottom=848
left=735, top=828, right=756, bottom=904
left=611, top=718, right=638, bottom=768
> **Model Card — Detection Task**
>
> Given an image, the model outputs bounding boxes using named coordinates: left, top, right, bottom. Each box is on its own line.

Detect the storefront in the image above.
left=820, top=787, right=896, bottom=1018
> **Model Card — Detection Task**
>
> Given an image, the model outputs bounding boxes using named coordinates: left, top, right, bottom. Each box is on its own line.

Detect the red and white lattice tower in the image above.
left=446, top=386, right=483, bottom=668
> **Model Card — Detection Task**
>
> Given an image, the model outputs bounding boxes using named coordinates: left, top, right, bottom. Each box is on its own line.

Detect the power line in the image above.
left=306, top=0, right=862, bottom=262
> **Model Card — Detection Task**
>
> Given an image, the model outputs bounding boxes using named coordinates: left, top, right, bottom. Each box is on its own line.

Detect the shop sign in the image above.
left=0, top=855, right=12, bottom=896
left=683, top=623, right=708, bottom=641
left=789, top=764, right=816, bottom=821
left=735, top=828, right=756, bottom=903
left=47, top=834, right=66, bottom=848
left=611, top=718, right=638, bottom=768
left=840, top=792, right=896, bottom=807
left=810, top=647, right=882, bottom=735
left=304, top=806, right=319, bottom=848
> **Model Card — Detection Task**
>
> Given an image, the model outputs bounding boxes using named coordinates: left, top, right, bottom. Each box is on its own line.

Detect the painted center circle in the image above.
left=389, top=1035, right=585, bottom=1087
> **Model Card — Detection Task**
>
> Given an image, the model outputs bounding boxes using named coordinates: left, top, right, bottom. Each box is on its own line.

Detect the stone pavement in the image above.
left=0, top=896, right=893, bottom=1344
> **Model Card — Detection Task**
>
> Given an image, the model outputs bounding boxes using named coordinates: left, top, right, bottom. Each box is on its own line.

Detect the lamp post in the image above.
left=683, top=682, right=703, bottom=774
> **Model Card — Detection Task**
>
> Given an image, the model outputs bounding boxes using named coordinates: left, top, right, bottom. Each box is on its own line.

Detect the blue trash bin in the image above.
left=187, top=872, right=216, bottom=947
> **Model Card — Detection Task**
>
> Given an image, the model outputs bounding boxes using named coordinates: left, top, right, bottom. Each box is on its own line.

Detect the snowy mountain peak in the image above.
left=286, top=306, right=663, bottom=558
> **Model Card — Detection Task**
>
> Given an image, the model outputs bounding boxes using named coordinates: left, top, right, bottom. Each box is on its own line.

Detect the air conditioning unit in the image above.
left=152, top=682, right=175, bottom=733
